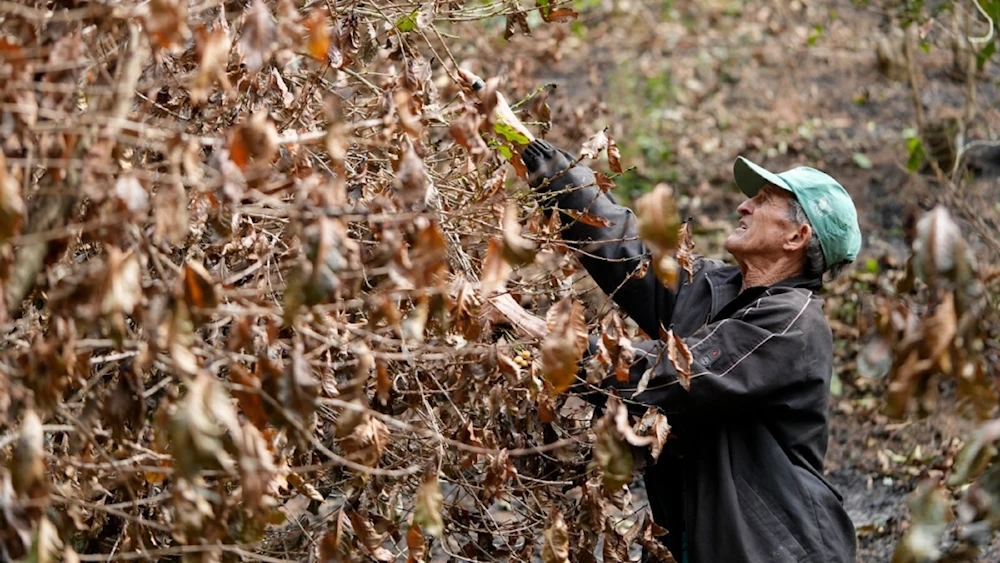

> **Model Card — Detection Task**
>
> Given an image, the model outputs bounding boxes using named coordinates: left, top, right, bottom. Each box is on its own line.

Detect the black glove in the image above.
left=521, top=140, right=594, bottom=193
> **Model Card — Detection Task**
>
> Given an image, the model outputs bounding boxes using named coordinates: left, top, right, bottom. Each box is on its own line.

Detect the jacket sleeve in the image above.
left=549, top=170, right=677, bottom=338
left=606, top=289, right=828, bottom=417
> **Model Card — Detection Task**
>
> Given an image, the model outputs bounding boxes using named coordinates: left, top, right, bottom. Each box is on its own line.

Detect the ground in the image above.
left=450, top=0, right=1000, bottom=560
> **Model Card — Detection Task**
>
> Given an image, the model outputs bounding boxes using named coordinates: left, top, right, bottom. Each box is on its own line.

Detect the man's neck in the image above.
left=738, top=258, right=803, bottom=293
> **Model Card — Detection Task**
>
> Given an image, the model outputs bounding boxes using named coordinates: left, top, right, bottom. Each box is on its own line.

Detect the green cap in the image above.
left=733, top=156, right=862, bottom=268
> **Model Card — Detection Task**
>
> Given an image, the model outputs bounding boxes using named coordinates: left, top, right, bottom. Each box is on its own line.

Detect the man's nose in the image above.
left=737, top=199, right=754, bottom=215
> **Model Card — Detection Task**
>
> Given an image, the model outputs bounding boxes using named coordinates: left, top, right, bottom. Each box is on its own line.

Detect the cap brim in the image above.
left=733, top=156, right=791, bottom=197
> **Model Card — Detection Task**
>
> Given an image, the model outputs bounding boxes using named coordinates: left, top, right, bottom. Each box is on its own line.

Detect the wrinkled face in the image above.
left=724, top=184, right=802, bottom=260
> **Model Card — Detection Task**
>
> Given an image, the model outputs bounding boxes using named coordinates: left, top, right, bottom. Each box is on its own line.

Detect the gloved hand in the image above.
left=521, top=140, right=595, bottom=193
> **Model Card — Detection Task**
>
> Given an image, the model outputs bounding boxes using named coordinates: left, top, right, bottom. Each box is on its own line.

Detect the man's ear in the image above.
left=783, top=222, right=812, bottom=252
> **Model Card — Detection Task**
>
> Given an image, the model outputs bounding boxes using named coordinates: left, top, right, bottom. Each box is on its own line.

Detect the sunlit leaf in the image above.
left=540, top=297, right=588, bottom=394
left=541, top=509, right=570, bottom=563
left=666, top=330, right=693, bottom=391
left=580, top=127, right=609, bottom=160
left=414, top=473, right=444, bottom=538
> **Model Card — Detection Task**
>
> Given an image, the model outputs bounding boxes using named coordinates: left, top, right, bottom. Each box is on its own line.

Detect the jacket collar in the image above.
left=706, top=266, right=822, bottom=323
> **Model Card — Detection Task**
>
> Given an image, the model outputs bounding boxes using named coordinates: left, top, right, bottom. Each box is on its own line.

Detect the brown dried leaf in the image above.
left=348, top=511, right=394, bottom=562
left=483, top=449, right=516, bottom=502
left=677, top=222, right=696, bottom=282
left=481, top=237, right=513, bottom=296
left=541, top=509, right=570, bottom=563
left=607, top=134, right=622, bottom=174
left=414, top=473, right=444, bottom=538
left=540, top=297, right=588, bottom=394
left=239, top=0, right=276, bottom=74
left=318, top=510, right=348, bottom=561
left=599, top=312, right=634, bottom=383
left=0, top=152, right=26, bottom=242
left=191, top=26, right=233, bottom=105
left=102, top=248, right=143, bottom=318
left=504, top=4, right=531, bottom=39
left=639, top=516, right=677, bottom=562
left=634, top=407, right=671, bottom=462
left=666, top=330, right=693, bottom=391
left=305, top=9, right=331, bottom=61
left=603, top=520, right=630, bottom=563
left=636, top=184, right=681, bottom=255
left=229, top=111, right=279, bottom=171
left=449, top=111, right=487, bottom=155
left=544, top=7, right=580, bottom=22
left=335, top=408, right=390, bottom=468
left=168, top=372, right=243, bottom=479
left=502, top=201, right=537, bottom=266
left=406, top=523, right=426, bottom=563
left=561, top=208, right=613, bottom=227
left=12, top=408, right=45, bottom=496
left=579, top=127, right=610, bottom=160
left=181, top=260, right=218, bottom=311
left=239, top=422, right=277, bottom=508
left=594, top=171, right=616, bottom=193
left=394, top=143, right=428, bottom=209
left=144, top=0, right=190, bottom=52
left=113, top=174, right=149, bottom=215
left=593, top=397, right=634, bottom=492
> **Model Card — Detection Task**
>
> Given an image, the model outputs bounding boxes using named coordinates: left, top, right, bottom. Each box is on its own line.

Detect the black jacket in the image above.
left=550, top=169, right=858, bottom=562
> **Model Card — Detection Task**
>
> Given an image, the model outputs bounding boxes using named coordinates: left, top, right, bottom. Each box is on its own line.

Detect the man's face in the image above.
left=724, top=184, right=801, bottom=259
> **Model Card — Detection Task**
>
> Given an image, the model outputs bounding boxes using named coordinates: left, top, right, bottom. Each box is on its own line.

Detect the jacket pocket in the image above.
left=735, top=475, right=810, bottom=562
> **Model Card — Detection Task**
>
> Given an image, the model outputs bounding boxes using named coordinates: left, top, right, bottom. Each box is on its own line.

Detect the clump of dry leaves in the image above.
left=0, top=1, right=680, bottom=561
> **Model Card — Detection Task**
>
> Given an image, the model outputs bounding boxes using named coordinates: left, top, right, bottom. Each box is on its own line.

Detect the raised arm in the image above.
left=521, top=140, right=676, bottom=337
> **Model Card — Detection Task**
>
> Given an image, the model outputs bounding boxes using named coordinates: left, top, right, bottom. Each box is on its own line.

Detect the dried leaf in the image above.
left=541, top=509, right=570, bottom=563
left=229, top=111, right=279, bottom=171
left=561, top=208, right=614, bottom=227
left=31, top=517, right=63, bottom=563
left=638, top=516, right=677, bottom=562
left=168, top=372, right=244, bottom=479
left=12, top=408, right=45, bottom=496
left=144, top=0, right=190, bottom=52
left=406, top=523, right=426, bottom=563
left=335, top=408, right=390, bottom=468
left=394, top=143, right=428, bottom=209
left=191, top=26, right=233, bottom=105
left=540, top=297, right=588, bottom=394
left=0, top=152, right=26, bottom=241
left=594, top=171, right=616, bottom=193
left=483, top=449, right=516, bottom=502
left=544, top=7, right=580, bottom=22
left=414, top=473, right=444, bottom=538
left=677, top=222, right=696, bottom=282
left=481, top=237, right=513, bottom=296
left=113, top=173, right=149, bottom=215
left=593, top=398, right=634, bottom=492
left=912, top=205, right=976, bottom=289
left=892, top=480, right=953, bottom=563
left=504, top=4, right=531, bottom=39
left=181, top=260, right=218, bottom=311
left=607, top=134, right=622, bottom=174
left=305, top=9, right=331, bottom=61
left=636, top=184, right=681, bottom=257
left=634, top=407, right=671, bottom=462
left=348, top=511, right=394, bottom=562
left=666, top=330, right=693, bottom=391
left=502, top=201, right=537, bottom=266
left=599, top=312, right=634, bottom=383
left=238, top=0, right=276, bottom=74
left=602, top=520, right=630, bottom=563
left=579, top=127, right=610, bottom=160
left=102, top=249, right=143, bottom=318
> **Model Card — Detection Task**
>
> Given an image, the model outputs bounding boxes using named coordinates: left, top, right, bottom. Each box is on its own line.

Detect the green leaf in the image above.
left=395, top=9, right=418, bottom=33
left=830, top=371, right=843, bottom=397
left=807, top=24, right=823, bottom=46
left=906, top=137, right=925, bottom=173
left=493, top=122, right=530, bottom=145
left=496, top=144, right=512, bottom=160
left=852, top=152, right=873, bottom=169
left=977, top=40, right=996, bottom=72
left=865, top=258, right=879, bottom=273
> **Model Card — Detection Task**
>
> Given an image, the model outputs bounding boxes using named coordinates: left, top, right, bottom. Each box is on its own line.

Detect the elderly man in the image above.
left=520, top=140, right=860, bottom=563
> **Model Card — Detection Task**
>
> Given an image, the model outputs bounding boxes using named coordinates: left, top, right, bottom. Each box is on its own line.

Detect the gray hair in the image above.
left=787, top=198, right=850, bottom=280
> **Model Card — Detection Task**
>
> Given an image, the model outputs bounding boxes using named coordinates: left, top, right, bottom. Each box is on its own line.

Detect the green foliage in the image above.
left=395, top=9, right=419, bottom=33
